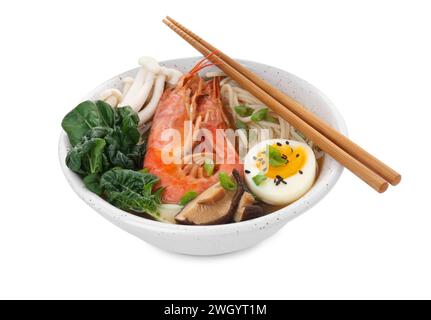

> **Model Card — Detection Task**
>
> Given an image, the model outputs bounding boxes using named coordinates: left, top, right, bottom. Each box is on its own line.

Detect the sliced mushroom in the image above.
left=234, top=195, right=265, bottom=222
left=175, top=169, right=265, bottom=225
left=175, top=183, right=231, bottom=225
left=175, top=169, right=244, bottom=225
left=232, top=170, right=265, bottom=222
left=197, top=187, right=226, bottom=205
left=233, top=192, right=255, bottom=222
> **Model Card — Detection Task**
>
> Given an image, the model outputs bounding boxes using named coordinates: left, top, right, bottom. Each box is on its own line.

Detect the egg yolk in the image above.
left=256, top=143, right=307, bottom=179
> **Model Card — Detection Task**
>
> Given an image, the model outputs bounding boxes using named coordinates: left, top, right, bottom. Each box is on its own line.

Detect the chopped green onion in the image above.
left=251, top=108, right=268, bottom=122
left=235, top=119, right=248, bottom=130
left=234, top=105, right=254, bottom=117
left=179, top=191, right=198, bottom=206
left=268, top=145, right=286, bottom=167
left=139, top=168, right=149, bottom=173
left=264, top=113, right=278, bottom=123
left=219, top=172, right=237, bottom=191
left=252, top=172, right=267, bottom=186
left=203, top=158, right=215, bottom=176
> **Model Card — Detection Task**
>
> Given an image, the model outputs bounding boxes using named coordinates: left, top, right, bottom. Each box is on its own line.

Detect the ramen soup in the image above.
left=61, top=56, right=323, bottom=225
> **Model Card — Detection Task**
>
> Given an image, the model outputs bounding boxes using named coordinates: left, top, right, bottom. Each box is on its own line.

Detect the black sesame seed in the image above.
left=285, top=141, right=290, bottom=145
left=253, top=156, right=257, bottom=160
left=276, top=142, right=282, bottom=146
left=261, top=161, right=266, bottom=165
left=274, top=178, right=277, bottom=184
left=263, top=167, right=267, bottom=172
left=245, top=170, right=251, bottom=174
left=281, top=154, right=287, bottom=160
left=281, top=180, right=287, bottom=184
left=275, top=181, right=281, bottom=186
left=296, top=154, right=300, bottom=158
left=299, top=170, right=303, bottom=174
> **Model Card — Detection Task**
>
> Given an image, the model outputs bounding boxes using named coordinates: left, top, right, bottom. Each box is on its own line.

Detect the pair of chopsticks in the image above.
left=162, top=16, right=401, bottom=193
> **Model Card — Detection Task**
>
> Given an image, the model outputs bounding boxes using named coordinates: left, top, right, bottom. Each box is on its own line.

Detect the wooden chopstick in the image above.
left=165, top=16, right=401, bottom=187
left=162, top=18, right=390, bottom=193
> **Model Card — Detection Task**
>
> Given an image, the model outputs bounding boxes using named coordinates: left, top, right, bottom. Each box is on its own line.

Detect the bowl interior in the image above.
left=59, top=57, right=346, bottom=233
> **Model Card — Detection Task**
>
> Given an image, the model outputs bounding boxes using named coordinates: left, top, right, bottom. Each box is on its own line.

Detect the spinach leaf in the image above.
left=66, top=138, right=106, bottom=175
left=63, top=101, right=146, bottom=177
left=116, top=106, right=140, bottom=144
left=103, top=127, right=145, bottom=170
left=96, top=100, right=116, bottom=128
left=86, top=126, right=113, bottom=139
left=127, top=143, right=146, bottom=169
left=100, top=168, right=163, bottom=217
left=62, top=101, right=106, bottom=146
left=83, top=173, right=102, bottom=195
left=116, top=106, right=139, bottom=126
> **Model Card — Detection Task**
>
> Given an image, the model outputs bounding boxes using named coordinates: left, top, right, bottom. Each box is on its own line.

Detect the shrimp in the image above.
left=144, top=58, right=243, bottom=204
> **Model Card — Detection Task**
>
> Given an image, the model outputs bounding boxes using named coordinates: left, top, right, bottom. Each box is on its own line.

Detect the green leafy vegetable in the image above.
left=234, top=105, right=254, bottom=117
left=96, top=100, right=116, bottom=128
left=267, top=145, right=287, bottom=167
left=63, top=101, right=146, bottom=177
left=203, top=158, right=215, bottom=176
left=252, top=172, right=267, bottom=186
left=219, top=172, right=237, bottom=191
left=104, top=126, right=144, bottom=170
left=66, top=137, right=107, bottom=175
left=62, top=101, right=162, bottom=218
left=62, top=100, right=112, bottom=146
left=116, top=106, right=140, bottom=143
left=251, top=108, right=268, bottom=122
left=86, top=126, right=112, bottom=139
left=100, top=168, right=163, bottom=218
left=264, top=113, right=278, bottom=123
left=83, top=173, right=102, bottom=195
left=179, top=191, right=198, bottom=206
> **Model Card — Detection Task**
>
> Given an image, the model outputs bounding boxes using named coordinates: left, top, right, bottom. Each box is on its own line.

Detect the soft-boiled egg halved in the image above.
left=244, top=139, right=317, bottom=206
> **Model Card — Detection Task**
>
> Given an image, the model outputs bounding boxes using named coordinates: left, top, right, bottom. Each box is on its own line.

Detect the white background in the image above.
left=0, top=0, right=429, bottom=300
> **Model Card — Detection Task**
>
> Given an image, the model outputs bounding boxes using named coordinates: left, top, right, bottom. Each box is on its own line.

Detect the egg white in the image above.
left=243, top=139, right=317, bottom=206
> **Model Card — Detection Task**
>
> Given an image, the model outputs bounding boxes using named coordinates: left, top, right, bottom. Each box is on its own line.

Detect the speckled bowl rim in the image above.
left=59, top=57, right=347, bottom=235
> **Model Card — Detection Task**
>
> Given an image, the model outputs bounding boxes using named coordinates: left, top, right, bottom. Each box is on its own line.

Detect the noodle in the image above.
left=207, top=73, right=323, bottom=159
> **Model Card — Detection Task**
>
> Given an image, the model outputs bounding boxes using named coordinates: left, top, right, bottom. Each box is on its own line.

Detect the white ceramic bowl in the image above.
left=59, top=57, right=347, bottom=256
